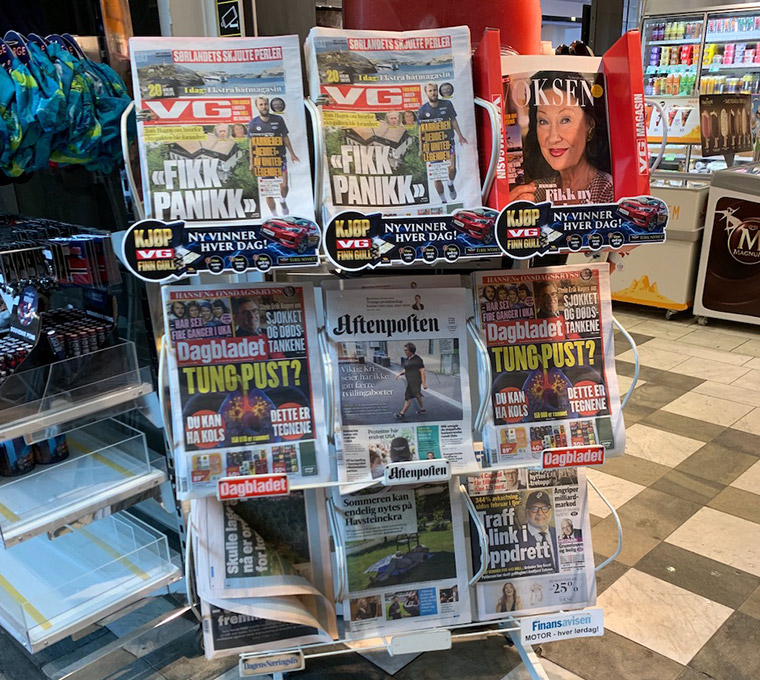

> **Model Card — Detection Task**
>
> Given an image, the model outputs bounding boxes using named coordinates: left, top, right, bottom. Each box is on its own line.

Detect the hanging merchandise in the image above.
left=474, top=263, right=625, bottom=466
left=332, top=481, right=472, bottom=639
left=324, top=284, right=476, bottom=485
left=161, top=282, right=329, bottom=498
left=304, top=26, right=482, bottom=223
left=466, top=467, right=596, bottom=620
left=0, top=33, right=132, bottom=177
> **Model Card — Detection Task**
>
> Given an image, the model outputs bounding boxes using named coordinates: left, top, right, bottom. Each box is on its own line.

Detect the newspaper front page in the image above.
left=304, top=27, right=481, bottom=222
left=130, top=36, right=313, bottom=225
left=335, top=481, right=471, bottom=638
left=325, top=287, right=476, bottom=484
left=162, top=282, right=328, bottom=498
left=467, top=468, right=596, bottom=620
left=474, top=264, right=624, bottom=466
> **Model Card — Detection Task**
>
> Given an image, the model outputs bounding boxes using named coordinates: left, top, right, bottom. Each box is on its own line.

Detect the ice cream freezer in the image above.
left=694, top=162, right=760, bottom=324
left=569, top=182, right=709, bottom=313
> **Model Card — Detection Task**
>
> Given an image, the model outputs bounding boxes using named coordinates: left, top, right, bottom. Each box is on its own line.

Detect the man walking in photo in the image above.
left=394, top=342, right=427, bottom=419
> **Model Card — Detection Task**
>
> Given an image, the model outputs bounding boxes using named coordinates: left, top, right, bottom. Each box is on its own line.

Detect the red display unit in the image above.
left=473, top=30, right=651, bottom=210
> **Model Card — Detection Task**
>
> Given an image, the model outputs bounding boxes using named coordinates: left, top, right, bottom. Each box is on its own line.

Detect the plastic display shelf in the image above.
left=0, top=418, right=167, bottom=548
left=0, top=511, right=180, bottom=653
left=0, top=341, right=153, bottom=443
left=702, top=63, right=760, bottom=70
left=706, top=31, right=760, bottom=42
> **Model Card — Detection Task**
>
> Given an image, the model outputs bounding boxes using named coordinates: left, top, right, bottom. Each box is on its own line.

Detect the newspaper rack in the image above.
left=120, top=77, right=638, bottom=680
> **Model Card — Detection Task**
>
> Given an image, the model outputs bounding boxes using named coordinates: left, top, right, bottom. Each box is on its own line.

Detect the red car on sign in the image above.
left=259, top=217, right=320, bottom=253
left=452, top=210, right=496, bottom=243
left=618, top=198, right=667, bottom=231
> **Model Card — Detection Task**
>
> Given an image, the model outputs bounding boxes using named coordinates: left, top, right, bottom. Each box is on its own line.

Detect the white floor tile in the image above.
left=598, top=569, right=732, bottom=665
left=731, top=369, right=760, bottom=392
left=693, top=381, right=760, bottom=408
left=667, top=507, right=760, bottom=576
left=626, top=320, right=695, bottom=341
left=731, top=460, right=760, bottom=495
left=617, top=345, right=688, bottom=371
left=661, top=392, right=754, bottom=427
left=745, top=356, right=760, bottom=369
left=643, top=337, right=754, bottom=366
left=503, top=660, right=586, bottom=680
left=678, top=329, right=748, bottom=352
left=610, top=311, right=648, bottom=331
left=625, top=423, right=704, bottom=467
left=586, top=469, right=646, bottom=518
left=668, top=357, right=751, bottom=385
left=731, top=408, right=760, bottom=436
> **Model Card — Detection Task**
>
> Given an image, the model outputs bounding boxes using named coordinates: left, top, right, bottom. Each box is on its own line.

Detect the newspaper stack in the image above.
left=324, top=283, right=477, bottom=485
left=130, top=36, right=314, bottom=224
left=467, top=468, right=596, bottom=619
left=474, top=263, right=625, bottom=465
left=333, top=482, right=472, bottom=637
left=304, top=26, right=482, bottom=222
left=193, top=491, right=337, bottom=657
left=161, top=282, right=329, bottom=498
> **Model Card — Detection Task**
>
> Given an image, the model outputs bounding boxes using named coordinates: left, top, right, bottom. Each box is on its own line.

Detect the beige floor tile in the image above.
left=628, top=320, right=695, bottom=341
left=732, top=369, right=760, bottom=392
left=731, top=460, right=760, bottom=495
left=617, top=345, right=688, bottom=371
left=617, top=374, right=646, bottom=397
left=669, top=357, right=751, bottom=385
left=644, top=337, right=754, bottom=366
left=733, top=408, right=760, bottom=436
left=693, top=381, right=760, bottom=408
left=598, top=569, right=733, bottom=665
left=678, top=330, right=748, bottom=352
left=610, top=311, right=648, bottom=331
left=503, top=660, right=586, bottom=680
left=666, top=507, right=760, bottom=577
left=734, top=339, right=760, bottom=357
left=586, top=469, right=646, bottom=518
left=624, top=424, right=704, bottom=467
left=662, top=392, right=754, bottom=427
left=745, top=356, right=760, bottom=369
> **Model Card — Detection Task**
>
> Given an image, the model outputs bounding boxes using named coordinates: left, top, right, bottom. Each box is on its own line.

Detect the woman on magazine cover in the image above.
left=496, top=582, right=522, bottom=613
left=510, top=71, right=613, bottom=206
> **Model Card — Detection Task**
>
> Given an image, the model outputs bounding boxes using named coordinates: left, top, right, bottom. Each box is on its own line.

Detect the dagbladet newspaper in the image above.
left=474, top=263, right=625, bottom=466
left=467, top=468, right=596, bottom=620
left=130, top=36, right=313, bottom=225
left=304, top=26, right=481, bottom=222
left=162, top=282, right=328, bottom=498
left=325, top=286, right=476, bottom=485
left=333, top=481, right=471, bottom=637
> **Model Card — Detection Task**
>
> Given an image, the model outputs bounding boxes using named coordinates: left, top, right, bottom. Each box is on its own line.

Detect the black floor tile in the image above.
left=688, top=612, right=760, bottom=680
left=708, top=486, right=760, bottom=524
left=711, top=428, right=760, bottom=458
left=650, top=470, right=726, bottom=506
left=635, top=543, right=760, bottom=609
left=615, top=488, right=701, bottom=541
left=675, top=444, right=757, bottom=486
left=642, top=411, right=726, bottom=443
left=593, top=554, right=629, bottom=595
left=625, top=383, right=698, bottom=411
left=601, top=454, right=670, bottom=487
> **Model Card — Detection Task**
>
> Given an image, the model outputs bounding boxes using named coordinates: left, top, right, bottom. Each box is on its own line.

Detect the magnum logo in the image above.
left=719, top=206, right=760, bottom=265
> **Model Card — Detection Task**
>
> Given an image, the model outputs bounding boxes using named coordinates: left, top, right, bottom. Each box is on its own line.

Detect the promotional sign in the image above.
left=322, top=209, right=500, bottom=270
left=474, top=264, right=625, bottom=467
left=162, top=282, right=329, bottom=498
left=646, top=98, right=700, bottom=145
left=467, top=469, right=596, bottom=622
left=495, top=198, right=668, bottom=260
left=519, top=608, right=603, bottom=644
left=120, top=218, right=320, bottom=282
left=700, top=94, right=752, bottom=157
